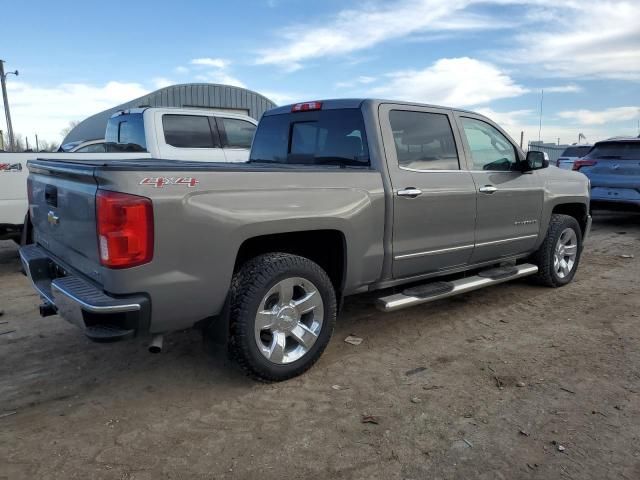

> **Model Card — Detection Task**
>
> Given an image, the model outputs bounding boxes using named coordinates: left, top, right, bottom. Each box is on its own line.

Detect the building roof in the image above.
left=62, top=83, right=276, bottom=144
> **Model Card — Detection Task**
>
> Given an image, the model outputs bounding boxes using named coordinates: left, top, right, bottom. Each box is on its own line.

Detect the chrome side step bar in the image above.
left=376, top=263, right=538, bottom=312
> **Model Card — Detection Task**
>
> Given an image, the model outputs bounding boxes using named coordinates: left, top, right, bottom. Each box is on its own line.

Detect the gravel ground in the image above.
left=1, top=212, right=639, bottom=479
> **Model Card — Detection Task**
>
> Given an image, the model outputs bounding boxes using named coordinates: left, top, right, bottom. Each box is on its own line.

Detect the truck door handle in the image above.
left=479, top=185, right=498, bottom=194
left=397, top=188, right=423, bottom=198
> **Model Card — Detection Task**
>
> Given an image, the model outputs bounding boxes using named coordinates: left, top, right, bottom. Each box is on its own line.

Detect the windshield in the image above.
left=105, top=113, right=147, bottom=152
left=561, top=146, right=591, bottom=158
left=250, top=108, right=369, bottom=167
left=584, top=142, right=640, bottom=160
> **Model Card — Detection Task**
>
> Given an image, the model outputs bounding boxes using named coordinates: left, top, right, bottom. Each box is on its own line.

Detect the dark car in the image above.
left=557, top=144, right=592, bottom=170
left=574, top=137, right=640, bottom=211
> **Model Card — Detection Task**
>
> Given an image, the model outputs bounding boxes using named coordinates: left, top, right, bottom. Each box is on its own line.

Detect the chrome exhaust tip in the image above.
left=148, top=334, right=164, bottom=353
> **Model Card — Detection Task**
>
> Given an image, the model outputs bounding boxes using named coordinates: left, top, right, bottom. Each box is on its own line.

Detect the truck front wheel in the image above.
left=228, top=253, right=337, bottom=381
left=532, top=214, right=583, bottom=287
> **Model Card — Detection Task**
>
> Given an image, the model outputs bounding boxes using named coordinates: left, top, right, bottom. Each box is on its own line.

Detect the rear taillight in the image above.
left=291, top=101, right=322, bottom=112
left=96, top=190, right=153, bottom=269
left=573, top=159, right=597, bottom=171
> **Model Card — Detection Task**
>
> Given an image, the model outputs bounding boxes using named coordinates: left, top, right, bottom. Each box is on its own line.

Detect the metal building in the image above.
left=62, top=83, right=276, bottom=144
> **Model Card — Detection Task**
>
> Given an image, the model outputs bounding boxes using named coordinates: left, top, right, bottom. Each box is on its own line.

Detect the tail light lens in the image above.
left=573, top=159, right=597, bottom=171
left=96, top=190, right=153, bottom=269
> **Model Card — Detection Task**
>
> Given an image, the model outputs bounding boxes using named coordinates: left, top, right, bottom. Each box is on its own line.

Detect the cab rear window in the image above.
left=249, top=109, right=369, bottom=167
left=585, top=142, right=640, bottom=160
left=105, top=113, right=147, bottom=152
left=561, top=146, right=591, bottom=158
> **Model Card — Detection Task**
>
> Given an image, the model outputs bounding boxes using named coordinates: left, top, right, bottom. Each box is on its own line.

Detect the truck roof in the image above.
left=109, top=106, right=258, bottom=121
left=264, top=98, right=484, bottom=117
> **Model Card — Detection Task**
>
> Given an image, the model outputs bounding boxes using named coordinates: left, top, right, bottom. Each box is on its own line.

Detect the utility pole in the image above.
left=35, top=134, right=39, bottom=152
left=0, top=59, right=18, bottom=152
left=537, top=89, right=544, bottom=143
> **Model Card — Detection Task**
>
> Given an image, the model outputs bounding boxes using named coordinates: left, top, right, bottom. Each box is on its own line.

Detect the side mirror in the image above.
left=524, top=150, right=549, bottom=170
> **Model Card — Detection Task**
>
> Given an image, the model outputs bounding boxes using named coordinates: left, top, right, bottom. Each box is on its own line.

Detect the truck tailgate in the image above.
left=28, top=160, right=101, bottom=278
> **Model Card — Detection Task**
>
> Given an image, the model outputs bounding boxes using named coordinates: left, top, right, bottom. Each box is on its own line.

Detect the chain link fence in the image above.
left=527, top=142, right=568, bottom=165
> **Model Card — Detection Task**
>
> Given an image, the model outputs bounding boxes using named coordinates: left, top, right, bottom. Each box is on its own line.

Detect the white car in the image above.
left=60, top=139, right=107, bottom=153
left=556, top=145, right=592, bottom=170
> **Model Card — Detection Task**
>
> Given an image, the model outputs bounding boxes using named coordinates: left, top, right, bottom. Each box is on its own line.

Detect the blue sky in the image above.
left=2, top=0, right=639, bottom=144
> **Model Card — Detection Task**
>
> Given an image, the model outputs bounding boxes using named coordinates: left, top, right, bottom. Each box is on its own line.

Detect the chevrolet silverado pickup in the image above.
left=20, top=99, right=591, bottom=381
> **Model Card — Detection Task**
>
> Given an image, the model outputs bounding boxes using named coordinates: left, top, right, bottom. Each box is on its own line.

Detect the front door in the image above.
left=379, top=104, right=477, bottom=279
left=455, top=114, right=544, bottom=263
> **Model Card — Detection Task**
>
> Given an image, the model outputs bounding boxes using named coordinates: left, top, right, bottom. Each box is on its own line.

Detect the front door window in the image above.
left=461, top=117, right=517, bottom=171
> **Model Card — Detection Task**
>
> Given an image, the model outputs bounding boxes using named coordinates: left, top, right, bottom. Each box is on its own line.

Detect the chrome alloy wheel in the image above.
left=554, top=227, right=578, bottom=279
left=254, top=277, right=324, bottom=365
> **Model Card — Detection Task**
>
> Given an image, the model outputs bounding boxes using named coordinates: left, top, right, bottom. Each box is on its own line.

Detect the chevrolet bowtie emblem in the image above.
left=47, top=210, right=60, bottom=225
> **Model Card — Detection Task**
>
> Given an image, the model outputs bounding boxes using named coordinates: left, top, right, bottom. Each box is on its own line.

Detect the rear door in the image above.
left=454, top=113, right=544, bottom=263
left=215, top=116, right=257, bottom=162
left=154, top=111, right=226, bottom=162
left=379, top=104, right=477, bottom=278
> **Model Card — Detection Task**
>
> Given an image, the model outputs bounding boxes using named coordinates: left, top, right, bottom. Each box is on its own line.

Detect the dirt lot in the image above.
left=1, top=213, right=639, bottom=480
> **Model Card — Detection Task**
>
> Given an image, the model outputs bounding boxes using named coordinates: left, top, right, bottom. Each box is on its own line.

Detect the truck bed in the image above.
left=26, top=157, right=387, bottom=334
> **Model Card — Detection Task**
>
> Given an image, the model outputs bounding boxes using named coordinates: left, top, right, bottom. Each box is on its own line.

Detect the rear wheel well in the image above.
left=551, top=203, right=588, bottom=235
left=234, top=230, right=346, bottom=295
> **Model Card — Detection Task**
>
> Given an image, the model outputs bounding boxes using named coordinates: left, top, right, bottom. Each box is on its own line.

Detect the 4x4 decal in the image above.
left=140, top=177, right=199, bottom=188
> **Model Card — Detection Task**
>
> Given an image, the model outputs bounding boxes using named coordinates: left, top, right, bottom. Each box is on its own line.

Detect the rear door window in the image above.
left=250, top=109, right=369, bottom=167
left=218, top=118, right=256, bottom=149
left=389, top=110, right=459, bottom=170
left=163, top=114, right=215, bottom=148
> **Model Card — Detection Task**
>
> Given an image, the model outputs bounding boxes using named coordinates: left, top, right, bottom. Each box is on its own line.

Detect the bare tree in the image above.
left=60, top=120, right=81, bottom=139
left=1, top=130, right=59, bottom=152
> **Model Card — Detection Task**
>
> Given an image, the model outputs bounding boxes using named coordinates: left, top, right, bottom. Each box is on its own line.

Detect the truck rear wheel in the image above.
left=228, top=253, right=336, bottom=381
left=532, top=214, right=583, bottom=287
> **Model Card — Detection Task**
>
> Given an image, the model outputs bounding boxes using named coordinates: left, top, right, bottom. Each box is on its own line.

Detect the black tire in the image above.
left=228, top=253, right=337, bottom=382
left=532, top=214, right=583, bottom=287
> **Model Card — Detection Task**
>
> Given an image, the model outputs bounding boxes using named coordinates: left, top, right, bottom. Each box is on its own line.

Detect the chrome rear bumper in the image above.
left=19, top=244, right=148, bottom=336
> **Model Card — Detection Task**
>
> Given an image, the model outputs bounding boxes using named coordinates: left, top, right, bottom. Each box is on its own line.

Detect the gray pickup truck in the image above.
left=20, top=99, right=591, bottom=381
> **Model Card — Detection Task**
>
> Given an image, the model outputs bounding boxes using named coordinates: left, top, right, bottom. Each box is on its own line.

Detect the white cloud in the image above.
left=558, top=106, right=640, bottom=125
left=502, top=0, right=640, bottom=80
left=5, top=81, right=149, bottom=143
left=471, top=108, right=633, bottom=147
left=370, top=57, right=528, bottom=107
left=255, top=0, right=491, bottom=68
left=152, top=77, right=174, bottom=89
left=255, top=0, right=640, bottom=81
left=474, top=108, right=535, bottom=128
left=545, top=84, right=582, bottom=93
left=190, top=57, right=229, bottom=69
left=187, top=57, right=245, bottom=88
left=174, top=66, right=189, bottom=74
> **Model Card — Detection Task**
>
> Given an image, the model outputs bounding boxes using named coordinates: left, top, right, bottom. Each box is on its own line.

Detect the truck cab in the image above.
left=105, top=107, right=258, bottom=162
